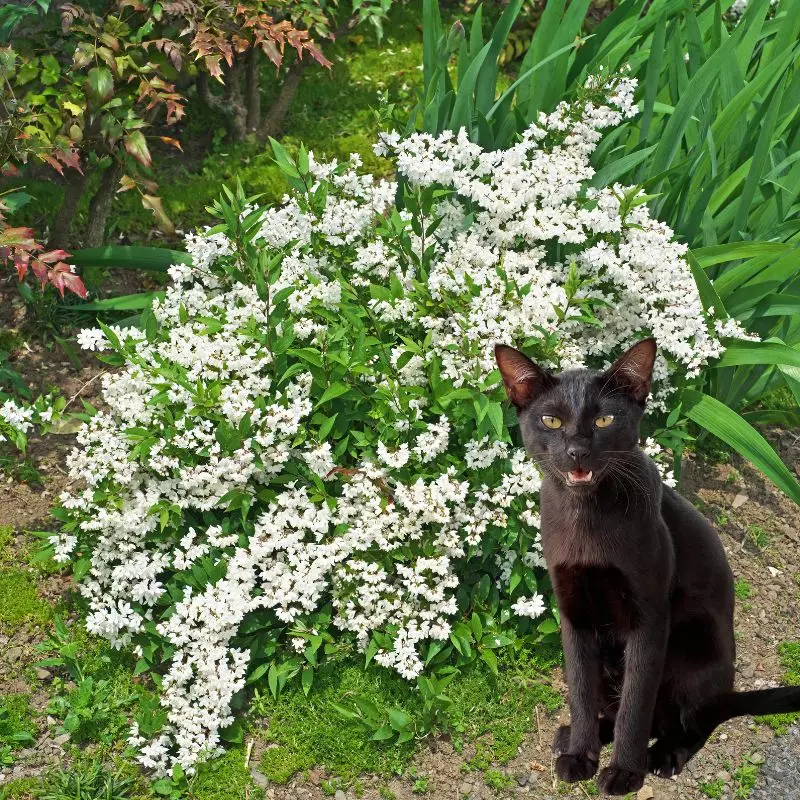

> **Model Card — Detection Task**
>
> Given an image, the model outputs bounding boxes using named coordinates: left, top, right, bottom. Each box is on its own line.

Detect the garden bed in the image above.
left=1, top=330, right=799, bottom=800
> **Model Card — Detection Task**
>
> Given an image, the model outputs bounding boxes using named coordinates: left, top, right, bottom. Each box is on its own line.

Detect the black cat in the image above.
left=495, top=338, right=800, bottom=796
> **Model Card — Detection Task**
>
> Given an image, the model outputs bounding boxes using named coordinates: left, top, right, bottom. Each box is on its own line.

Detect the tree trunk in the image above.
left=246, top=47, right=261, bottom=134
left=196, top=67, right=247, bottom=141
left=258, top=59, right=308, bottom=142
left=223, top=57, right=248, bottom=142
left=84, top=160, right=123, bottom=247
left=196, top=71, right=215, bottom=110
left=48, top=169, right=88, bottom=249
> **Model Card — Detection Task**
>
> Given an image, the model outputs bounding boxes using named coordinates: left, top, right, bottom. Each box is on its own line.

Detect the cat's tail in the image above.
left=700, top=687, right=800, bottom=730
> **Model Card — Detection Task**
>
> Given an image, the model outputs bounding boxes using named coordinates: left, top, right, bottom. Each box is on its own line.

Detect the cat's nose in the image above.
left=566, top=444, right=590, bottom=462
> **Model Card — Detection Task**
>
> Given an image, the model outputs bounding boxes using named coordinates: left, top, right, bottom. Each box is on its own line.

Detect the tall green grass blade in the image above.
left=714, top=340, right=800, bottom=370
left=651, top=22, right=745, bottom=179
left=68, top=246, right=190, bottom=272
left=450, top=41, right=493, bottom=133
left=686, top=250, right=727, bottom=316
left=682, top=389, right=800, bottom=505
left=75, top=292, right=165, bottom=312
left=474, top=0, right=523, bottom=115
left=590, top=145, right=657, bottom=188
left=730, top=74, right=787, bottom=241
left=639, top=14, right=666, bottom=146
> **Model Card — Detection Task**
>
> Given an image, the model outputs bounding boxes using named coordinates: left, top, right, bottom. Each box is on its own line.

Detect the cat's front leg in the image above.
left=598, top=612, right=669, bottom=796
left=555, top=617, right=602, bottom=783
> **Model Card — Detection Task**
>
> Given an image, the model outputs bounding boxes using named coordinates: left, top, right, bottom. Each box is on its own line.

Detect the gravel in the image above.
left=750, top=724, right=800, bottom=800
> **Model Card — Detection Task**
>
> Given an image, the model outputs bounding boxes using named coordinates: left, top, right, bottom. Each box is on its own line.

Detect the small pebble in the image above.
left=717, top=770, right=731, bottom=782
left=250, top=768, right=269, bottom=789
left=750, top=751, right=765, bottom=764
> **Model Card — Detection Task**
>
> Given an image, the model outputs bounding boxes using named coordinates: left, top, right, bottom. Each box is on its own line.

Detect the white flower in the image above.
left=511, top=594, right=547, bottom=619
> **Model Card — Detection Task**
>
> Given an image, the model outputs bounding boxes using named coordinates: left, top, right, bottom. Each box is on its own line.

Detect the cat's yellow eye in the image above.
left=595, top=415, right=615, bottom=428
left=541, top=415, right=562, bottom=430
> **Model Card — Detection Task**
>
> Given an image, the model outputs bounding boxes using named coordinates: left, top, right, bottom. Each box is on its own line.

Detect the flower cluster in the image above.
left=56, top=76, right=748, bottom=776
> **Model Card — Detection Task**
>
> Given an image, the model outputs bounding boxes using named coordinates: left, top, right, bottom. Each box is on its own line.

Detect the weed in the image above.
left=483, top=770, right=512, bottom=791
left=734, top=580, right=751, bottom=600
left=715, top=512, right=729, bottom=527
left=36, top=618, right=154, bottom=747
left=698, top=778, right=725, bottom=798
left=746, top=525, right=770, bottom=550
left=39, top=760, right=137, bottom=800
left=732, top=760, right=760, bottom=799
left=379, top=786, right=396, bottom=800
left=411, top=776, right=430, bottom=794
left=725, top=469, right=742, bottom=485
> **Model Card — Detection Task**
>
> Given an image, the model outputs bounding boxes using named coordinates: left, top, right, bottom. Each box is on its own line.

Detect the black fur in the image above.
left=495, top=339, right=800, bottom=795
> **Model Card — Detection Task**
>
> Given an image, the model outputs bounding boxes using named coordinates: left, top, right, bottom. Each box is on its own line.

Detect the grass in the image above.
left=753, top=641, right=800, bottom=733
left=778, top=641, right=800, bottom=685
left=0, top=778, right=39, bottom=800
left=189, top=747, right=264, bottom=800
left=734, top=580, right=751, bottom=600
left=255, top=646, right=561, bottom=786
left=0, top=567, right=52, bottom=630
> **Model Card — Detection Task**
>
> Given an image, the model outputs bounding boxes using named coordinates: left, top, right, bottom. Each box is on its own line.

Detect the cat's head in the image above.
left=494, top=339, right=656, bottom=490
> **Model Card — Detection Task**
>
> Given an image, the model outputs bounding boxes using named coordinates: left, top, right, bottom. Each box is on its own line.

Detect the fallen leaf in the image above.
left=731, top=493, right=748, bottom=509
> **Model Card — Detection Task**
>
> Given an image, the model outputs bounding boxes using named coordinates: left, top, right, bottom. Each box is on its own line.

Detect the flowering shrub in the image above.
left=52, top=76, right=750, bottom=776
left=0, top=393, right=65, bottom=453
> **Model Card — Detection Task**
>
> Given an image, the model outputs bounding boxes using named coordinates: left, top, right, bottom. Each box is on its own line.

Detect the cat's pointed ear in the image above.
left=495, top=344, right=552, bottom=409
left=605, top=338, right=657, bottom=405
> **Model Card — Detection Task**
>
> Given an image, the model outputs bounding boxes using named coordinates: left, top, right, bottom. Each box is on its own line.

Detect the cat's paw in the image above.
left=647, top=741, right=691, bottom=778
left=555, top=753, right=598, bottom=783
left=552, top=725, right=571, bottom=754
left=596, top=766, right=645, bottom=796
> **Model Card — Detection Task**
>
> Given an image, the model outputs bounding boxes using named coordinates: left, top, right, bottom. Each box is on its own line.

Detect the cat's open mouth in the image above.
left=566, top=469, right=594, bottom=486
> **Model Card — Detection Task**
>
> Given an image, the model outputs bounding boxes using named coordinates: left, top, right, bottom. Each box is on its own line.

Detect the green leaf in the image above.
left=317, top=381, right=350, bottom=406
left=68, top=246, right=190, bottom=273
left=301, top=666, right=313, bottom=696
left=267, top=663, right=278, bottom=698
left=124, top=131, right=152, bottom=167
left=372, top=724, right=395, bottom=741
left=76, top=291, right=165, bottom=312
left=388, top=708, right=412, bottom=731
left=537, top=617, right=559, bottom=635
left=682, top=389, right=800, bottom=504
left=84, top=66, right=114, bottom=106
left=480, top=647, right=498, bottom=675
left=714, top=341, right=800, bottom=371
left=686, top=250, right=726, bottom=316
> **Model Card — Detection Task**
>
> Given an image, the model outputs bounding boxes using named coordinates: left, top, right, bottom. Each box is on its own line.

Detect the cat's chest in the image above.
left=540, top=495, right=612, bottom=565
left=551, top=563, right=639, bottom=633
